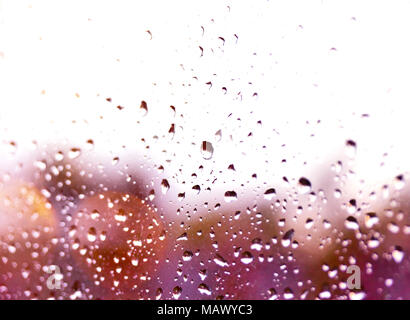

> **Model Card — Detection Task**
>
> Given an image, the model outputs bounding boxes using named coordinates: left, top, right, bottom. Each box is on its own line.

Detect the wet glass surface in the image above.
left=0, top=1, right=409, bottom=300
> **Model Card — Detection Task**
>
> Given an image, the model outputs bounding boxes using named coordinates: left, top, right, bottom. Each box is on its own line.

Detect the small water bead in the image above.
left=87, top=227, right=97, bottom=242
left=278, top=219, right=286, bottom=228
left=224, top=190, right=237, bottom=202
left=201, top=141, right=214, bottom=160
left=54, top=151, right=64, bottom=161
left=176, top=233, right=188, bottom=241
left=364, top=212, right=379, bottom=228
left=86, top=139, right=94, bottom=150
left=344, top=216, right=359, bottom=230
left=283, top=288, right=294, bottom=300
left=182, top=251, right=193, bottom=262
left=68, top=148, right=81, bottom=159
left=8, top=245, right=16, bottom=254
left=34, top=160, right=47, bottom=171
left=349, top=291, right=366, bottom=300
left=172, top=286, right=182, bottom=299
left=394, top=174, right=405, bottom=190
left=318, top=288, right=331, bottom=299
left=213, top=254, right=229, bottom=267
left=367, top=237, right=380, bottom=249
left=161, top=179, right=170, bottom=195
left=298, top=177, right=311, bottom=194
left=323, top=219, right=331, bottom=229
left=192, top=185, right=201, bottom=194
left=385, top=278, right=394, bottom=288
left=114, top=209, right=127, bottom=222
left=387, top=222, right=400, bottom=234
left=198, top=283, right=212, bottom=296
left=91, top=209, right=100, bottom=220
left=392, top=246, right=404, bottom=263
left=215, top=130, right=222, bottom=142
left=250, top=238, right=263, bottom=251
left=264, top=188, right=276, bottom=200
left=281, top=229, right=294, bottom=248
left=347, top=199, right=357, bottom=214
left=305, top=218, right=314, bottom=229
left=68, top=225, right=77, bottom=238
left=267, top=288, right=278, bottom=300
left=155, top=288, right=163, bottom=300
left=139, top=100, right=148, bottom=116
left=334, top=189, right=342, bottom=198
left=345, top=140, right=357, bottom=158
left=240, top=251, right=254, bottom=264
left=168, top=123, right=175, bottom=139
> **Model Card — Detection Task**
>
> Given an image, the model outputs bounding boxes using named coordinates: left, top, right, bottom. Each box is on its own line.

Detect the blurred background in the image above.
left=0, top=0, right=408, bottom=299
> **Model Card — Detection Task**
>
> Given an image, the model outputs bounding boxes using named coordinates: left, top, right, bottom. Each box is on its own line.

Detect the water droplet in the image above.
left=213, top=254, right=229, bottom=267
left=140, top=100, right=148, bottom=116
left=201, top=141, right=213, bottom=160
left=345, top=140, right=357, bottom=158
left=392, top=246, right=404, bottom=263
left=264, top=188, right=276, bottom=200
left=168, top=123, right=175, bottom=139
left=161, top=179, right=170, bottom=194
left=8, top=244, right=16, bottom=254
left=345, top=216, right=359, bottom=230
left=305, top=218, right=314, bottom=229
left=365, top=212, right=379, bottom=228
left=91, top=209, right=100, bottom=220
left=224, top=190, right=237, bottom=202
left=86, top=139, right=94, bottom=150
left=34, top=160, right=47, bottom=171
left=334, top=189, right=342, bottom=198
left=250, top=238, right=263, bottom=251
left=172, top=286, right=182, bottom=299
left=283, top=288, right=294, bottom=300
left=387, top=222, right=399, bottom=234
left=298, top=177, right=311, bottom=194
left=55, top=151, right=64, bottom=161
left=347, top=199, right=357, bottom=214
left=281, top=229, right=294, bottom=248
left=192, top=185, right=201, bottom=194
left=87, top=227, right=97, bottom=242
left=318, top=288, right=331, bottom=299
left=183, top=250, right=193, bottom=262
left=177, top=233, right=188, bottom=241
left=114, top=208, right=127, bottom=222
left=267, top=288, right=278, bottom=300
left=367, top=237, right=380, bottom=249
left=394, top=174, right=405, bottom=190
left=68, top=148, right=81, bottom=159
left=385, top=278, right=394, bottom=287
left=323, top=219, right=331, bottom=229
left=155, top=288, right=163, bottom=300
left=198, top=283, right=212, bottom=296
left=215, top=130, right=222, bottom=142
left=240, top=251, right=254, bottom=264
